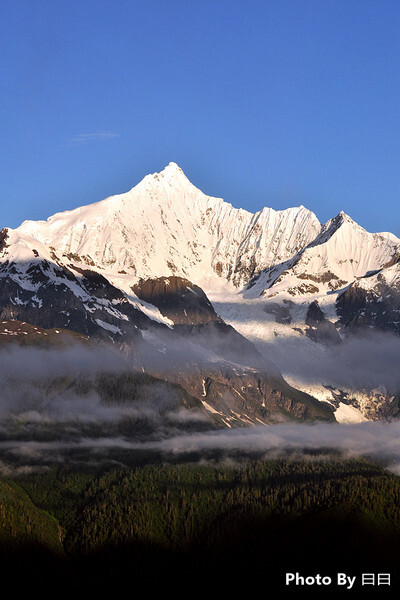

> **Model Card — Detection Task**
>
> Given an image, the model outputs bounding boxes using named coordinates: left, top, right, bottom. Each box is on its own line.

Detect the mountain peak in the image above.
left=164, top=161, right=182, bottom=172
left=336, top=210, right=355, bottom=224
left=133, top=161, right=195, bottom=194
left=304, top=211, right=363, bottom=251
left=152, top=161, right=186, bottom=181
left=327, top=210, right=362, bottom=231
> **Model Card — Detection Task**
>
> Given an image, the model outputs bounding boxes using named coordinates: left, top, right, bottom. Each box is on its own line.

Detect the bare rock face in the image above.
left=305, top=301, right=341, bottom=344
left=0, top=257, right=148, bottom=343
left=0, top=228, right=9, bottom=252
left=132, top=276, right=223, bottom=325
left=336, top=265, right=400, bottom=335
left=0, top=319, right=89, bottom=347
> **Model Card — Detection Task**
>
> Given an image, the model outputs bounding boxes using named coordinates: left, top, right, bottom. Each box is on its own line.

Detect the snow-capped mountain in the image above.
left=0, top=230, right=334, bottom=428
left=1, top=162, right=400, bottom=426
left=246, top=211, right=399, bottom=300
left=17, top=162, right=321, bottom=291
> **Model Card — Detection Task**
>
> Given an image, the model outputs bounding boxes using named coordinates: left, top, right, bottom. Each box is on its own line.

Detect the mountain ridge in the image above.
left=1, top=162, right=400, bottom=426
left=16, top=163, right=322, bottom=290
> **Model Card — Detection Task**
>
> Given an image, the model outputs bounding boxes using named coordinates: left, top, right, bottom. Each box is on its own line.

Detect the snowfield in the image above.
left=2, top=162, right=399, bottom=425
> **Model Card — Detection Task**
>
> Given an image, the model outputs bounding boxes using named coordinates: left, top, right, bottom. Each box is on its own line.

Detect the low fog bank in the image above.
left=148, top=420, right=400, bottom=459
left=0, top=321, right=292, bottom=432
left=259, top=329, right=400, bottom=393
left=2, top=420, right=400, bottom=476
left=137, top=322, right=279, bottom=375
left=0, top=343, right=131, bottom=421
left=1, top=331, right=400, bottom=475
left=0, top=342, right=132, bottom=381
left=0, top=342, right=210, bottom=434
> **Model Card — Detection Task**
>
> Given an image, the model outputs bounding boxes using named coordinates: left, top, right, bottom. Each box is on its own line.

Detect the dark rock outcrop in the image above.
left=305, top=301, right=341, bottom=344
left=0, top=228, right=9, bottom=253
left=132, top=276, right=223, bottom=326
left=336, top=273, right=400, bottom=335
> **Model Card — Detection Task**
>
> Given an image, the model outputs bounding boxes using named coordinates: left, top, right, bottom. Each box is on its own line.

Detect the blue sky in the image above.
left=1, top=0, right=399, bottom=234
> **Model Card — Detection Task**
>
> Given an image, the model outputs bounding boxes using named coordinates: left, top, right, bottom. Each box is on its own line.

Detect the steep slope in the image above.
left=337, top=258, right=400, bottom=334
left=0, top=225, right=335, bottom=426
left=205, top=213, right=400, bottom=423
left=245, top=212, right=399, bottom=302
left=132, top=275, right=222, bottom=326
left=0, top=319, right=89, bottom=347
left=3, top=162, right=400, bottom=426
left=207, top=283, right=400, bottom=424
left=17, top=163, right=321, bottom=290
left=0, top=227, right=149, bottom=342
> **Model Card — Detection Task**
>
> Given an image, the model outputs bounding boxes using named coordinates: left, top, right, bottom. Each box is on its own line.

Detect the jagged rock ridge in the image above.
left=1, top=162, right=400, bottom=426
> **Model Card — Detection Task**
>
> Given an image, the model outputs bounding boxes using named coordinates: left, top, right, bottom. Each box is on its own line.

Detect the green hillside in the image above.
left=1, top=457, right=399, bottom=596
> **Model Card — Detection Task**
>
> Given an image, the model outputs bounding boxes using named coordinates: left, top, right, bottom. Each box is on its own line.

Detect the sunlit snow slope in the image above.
left=18, top=162, right=321, bottom=292
left=6, top=162, right=400, bottom=424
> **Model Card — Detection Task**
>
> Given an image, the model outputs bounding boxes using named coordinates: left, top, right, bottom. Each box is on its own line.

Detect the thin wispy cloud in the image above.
left=67, top=132, right=119, bottom=145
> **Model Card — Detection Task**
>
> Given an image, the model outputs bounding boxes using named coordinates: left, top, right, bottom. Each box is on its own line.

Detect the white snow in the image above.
left=17, top=163, right=321, bottom=291
left=94, top=319, right=122, bottom=334
left=335, top=403, right=368, bottom=424
left=4, top=162, right=399, bottom=425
